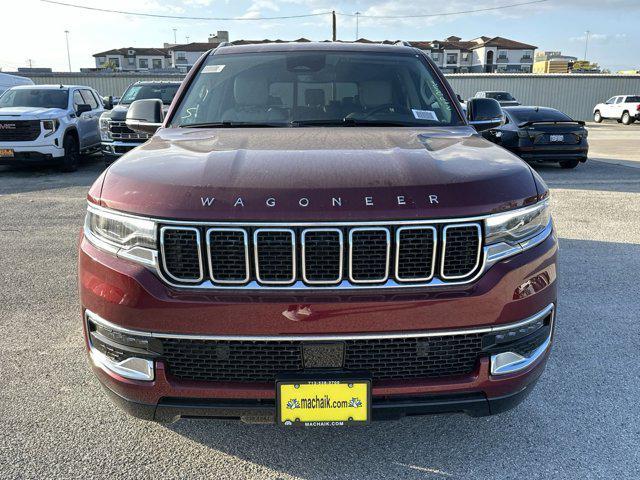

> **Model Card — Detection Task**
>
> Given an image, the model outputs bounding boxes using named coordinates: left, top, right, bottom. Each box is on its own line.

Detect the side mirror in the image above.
left=103, top=96, right=113, bottom=110
left=76, top=104, right=92, bottom=115
left=467, top=98, right=504, bottom=132
left=126, top=99, right=163, bottom=135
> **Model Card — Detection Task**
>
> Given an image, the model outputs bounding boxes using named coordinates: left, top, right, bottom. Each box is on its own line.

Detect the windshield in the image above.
left=170, top=51, right=464, bottom=127
left=0, top=88, right=68, bottom=109
left=507, top=108, right=573, bottom=124
left=486, top=92, right=516, bottom=101
left=120, top=84, right=180, bottom=105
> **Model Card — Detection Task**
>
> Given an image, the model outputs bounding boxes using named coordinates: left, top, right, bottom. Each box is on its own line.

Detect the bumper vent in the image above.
left=161, top=334, right=484, bottom=383
left=157, top=221, right=483, bottom=288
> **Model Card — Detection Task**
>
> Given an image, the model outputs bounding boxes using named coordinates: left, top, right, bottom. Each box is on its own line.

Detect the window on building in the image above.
left=432, top=53, right=440, bottom=61
left=522, top=51, right=532, bottom=59
left=139, top=58, right=149, bottom=69
left=108, top=57, right=120, bottom=68
left=498, top=50, right=508, bottom=59
left=446, top=53, right=458, bottom=64
left=127, top=57, right=135, bottom=65
left=462, top=53, right=469, bottom=61
left=152, top=59, right=162, bottom=69
left=177, top=51, right=187, bottom=60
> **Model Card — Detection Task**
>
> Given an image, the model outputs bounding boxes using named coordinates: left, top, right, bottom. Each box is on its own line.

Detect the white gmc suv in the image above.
left=0, top=84, right=103, bottom=171
left=593, top=95, right=640, bottom=125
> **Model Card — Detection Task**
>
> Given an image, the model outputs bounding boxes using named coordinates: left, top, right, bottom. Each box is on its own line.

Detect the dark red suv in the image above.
left=79, top=42, right=557, bottom=426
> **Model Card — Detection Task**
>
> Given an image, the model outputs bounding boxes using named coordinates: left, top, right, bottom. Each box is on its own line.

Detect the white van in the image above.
left=0, top=73, right=34, bottom=96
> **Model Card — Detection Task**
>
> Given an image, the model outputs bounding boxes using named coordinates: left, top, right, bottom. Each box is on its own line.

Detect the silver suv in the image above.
left=0, top=84, right=103, bottom=172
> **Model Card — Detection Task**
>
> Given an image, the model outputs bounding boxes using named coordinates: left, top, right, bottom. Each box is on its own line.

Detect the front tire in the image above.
left=60, top=134, right=80, bottom=172
left=622, top=112, right=633, bottom=125
left=593, top=111, right=602, bottom=123
left=560, top=159, right=580, bottom=169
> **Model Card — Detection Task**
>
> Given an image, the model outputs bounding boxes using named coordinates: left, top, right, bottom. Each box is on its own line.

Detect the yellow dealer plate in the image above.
left=277, top=379, right=370, bottom=427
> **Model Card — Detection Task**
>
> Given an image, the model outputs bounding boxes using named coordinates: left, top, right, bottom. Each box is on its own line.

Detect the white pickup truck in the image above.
left=0, top=84, right=103, bottom=171
left=593, top=95, right=640, bottom=125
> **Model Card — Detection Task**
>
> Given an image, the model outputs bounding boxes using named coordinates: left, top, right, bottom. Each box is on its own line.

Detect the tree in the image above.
left=100, top=60, right=118, bottom=71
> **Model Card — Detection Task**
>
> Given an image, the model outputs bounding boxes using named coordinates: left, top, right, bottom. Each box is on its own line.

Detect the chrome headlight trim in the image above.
left=485, top=199, right=551, bottom=247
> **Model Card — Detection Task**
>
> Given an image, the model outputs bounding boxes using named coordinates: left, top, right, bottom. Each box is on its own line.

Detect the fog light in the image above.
left=486, top=305, right=554, bottom=376
left=85, top=310, right=157, bottom=381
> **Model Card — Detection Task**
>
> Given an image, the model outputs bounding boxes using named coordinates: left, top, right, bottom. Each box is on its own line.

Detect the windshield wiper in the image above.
left=181, top=121, right=282, bottom=128
left=289, top=118, right=432, bottom=127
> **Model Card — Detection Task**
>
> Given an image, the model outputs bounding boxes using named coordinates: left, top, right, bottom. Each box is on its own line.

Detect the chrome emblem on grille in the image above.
left=0, top=123, right=16, bottom=130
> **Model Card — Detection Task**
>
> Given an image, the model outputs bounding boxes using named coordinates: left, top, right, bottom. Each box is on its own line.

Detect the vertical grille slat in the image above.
left=302, top=229, right=343, bottom=284
left=207, top=228, right=249, bottom=284
left=349, top=228, right=390, bottom=283
left=441, top=224, right=482, bottom=280
left=395, top=226, right=437, bottom=281
left=254, top=229, right=296, bottom=285
left=160, top=227, right=203, bottom=283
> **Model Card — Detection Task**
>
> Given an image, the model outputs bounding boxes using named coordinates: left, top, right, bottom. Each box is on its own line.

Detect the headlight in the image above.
left=42, top=119, right=60, bottom=137
left=84, top=205, right=157, bottom=266
left=99, top=118, right=111, bottom=141
left=485, top=199, right=551, bottom=246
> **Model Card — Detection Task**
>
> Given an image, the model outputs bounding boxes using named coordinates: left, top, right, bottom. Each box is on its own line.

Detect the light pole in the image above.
left=64, top=30, right=71, bottom=72
left=583, top=30, right=590, bottom=61
left=355, top=12, right=360, bottom=40
left=186, top=36, right=190, bottom=43
left=173, top=28, right=177, bottom=44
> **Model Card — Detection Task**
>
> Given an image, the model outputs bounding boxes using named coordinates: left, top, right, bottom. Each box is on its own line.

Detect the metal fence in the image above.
left=11, top=71, right=640, bottom=121
left=446, top=74, right=640, bottom=121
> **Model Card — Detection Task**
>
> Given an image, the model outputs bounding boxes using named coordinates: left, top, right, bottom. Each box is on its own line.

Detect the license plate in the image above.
left=549, top=134, right=564, bottom=142
left=277, top=379, right=371, bottom=427
left=0, top=148, right=14, bottom=158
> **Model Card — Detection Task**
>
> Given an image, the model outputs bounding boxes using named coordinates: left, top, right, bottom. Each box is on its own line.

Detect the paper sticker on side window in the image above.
left=202, top=65, right=225, bottom=73
left=412, top=109, right=438, bottom=121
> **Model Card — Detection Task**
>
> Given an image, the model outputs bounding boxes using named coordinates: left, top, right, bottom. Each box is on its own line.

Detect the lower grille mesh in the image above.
left=160, top=334, right=483, bottom=383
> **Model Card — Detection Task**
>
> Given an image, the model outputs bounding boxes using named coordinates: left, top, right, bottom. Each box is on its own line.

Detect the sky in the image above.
left=1, top=0, right=639, bottom=72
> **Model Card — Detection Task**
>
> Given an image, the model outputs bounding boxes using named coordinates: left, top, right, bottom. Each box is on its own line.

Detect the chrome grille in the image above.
left=349, top=228, right=390, bottom=283
left=441, top=224, right=482, bottom=279
left=206, top=229, right=249, bottom=284
left=157, top=222, right=483, bottom=288
left=395, top=226, right=436, bottom=281
left=302, top=229, right=343, bottom=284
left=254, top=229, right=296, bottom=284
left=108, top=120, right=150, bottom=140
left=160, top=227, right=203, bottom=283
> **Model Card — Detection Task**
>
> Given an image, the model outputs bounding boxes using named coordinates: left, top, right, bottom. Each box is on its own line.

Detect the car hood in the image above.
left=98, top=126, right=539, bottom=221
left=0, top=106, right=67, bottom=120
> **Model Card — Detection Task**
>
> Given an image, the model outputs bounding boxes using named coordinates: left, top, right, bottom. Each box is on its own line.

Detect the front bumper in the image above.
left=0, top=142, right=65, bottom=164
left=101, top=141, right=142, bottom=158
left=79, top=230, right=558, bottom=422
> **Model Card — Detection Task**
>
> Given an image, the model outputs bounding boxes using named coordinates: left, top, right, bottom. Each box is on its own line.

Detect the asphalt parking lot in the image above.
left=0, top=123, right=639, bottom=479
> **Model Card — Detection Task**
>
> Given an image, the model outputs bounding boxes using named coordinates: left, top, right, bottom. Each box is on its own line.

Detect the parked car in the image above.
left=483, top=106, right=588, bottom=169
left=99, top=81, right=181, bottom=165
left=0, top=84, right=103, bottom=171
left=0, top=73, right=34, bottom=95
left=472, top=91, right=520, bottom=106
left=80, top=42, right=556, bottom=425
left=593, top=95, right=640, bottom=125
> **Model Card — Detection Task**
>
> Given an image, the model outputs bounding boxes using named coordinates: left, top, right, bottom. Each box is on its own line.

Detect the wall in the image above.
left=447, top=73, right=640, bottom=120
left=11, top=71, right=640, bottom=121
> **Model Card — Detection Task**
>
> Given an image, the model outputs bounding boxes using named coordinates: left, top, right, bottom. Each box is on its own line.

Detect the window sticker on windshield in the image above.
left=202, top=65, right=225, bottom=73
left=412, top=109, right=438, bottom=121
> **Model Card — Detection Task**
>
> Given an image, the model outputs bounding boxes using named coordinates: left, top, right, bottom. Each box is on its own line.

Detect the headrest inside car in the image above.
left=305, top=89, right=325, bottom=107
